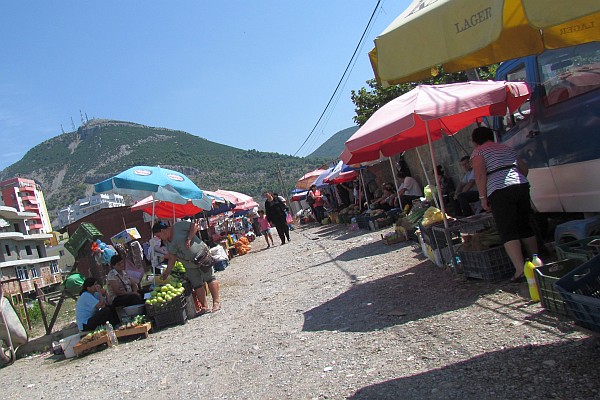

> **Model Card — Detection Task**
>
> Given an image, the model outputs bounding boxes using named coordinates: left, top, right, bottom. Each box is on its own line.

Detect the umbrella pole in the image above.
left=415, top=147, right=440, bottom=209
left=425, top=122, right=458, bottom=271
left=152, top=197, right=157, bottom=287
left=389, top=157, right=403, bottom=210
left=359, top=169, right=370, bottom=210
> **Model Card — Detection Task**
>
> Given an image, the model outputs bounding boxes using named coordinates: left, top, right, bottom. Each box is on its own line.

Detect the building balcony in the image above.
left=24, top=204, right=39, bottom=211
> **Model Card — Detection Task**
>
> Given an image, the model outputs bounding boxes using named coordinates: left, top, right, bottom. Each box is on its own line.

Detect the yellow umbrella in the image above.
left=372, top=0, right=600, bottom=85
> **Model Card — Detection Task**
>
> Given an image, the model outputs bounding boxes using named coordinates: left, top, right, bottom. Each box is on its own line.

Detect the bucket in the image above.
left=59, top=333, right=81, bottom=358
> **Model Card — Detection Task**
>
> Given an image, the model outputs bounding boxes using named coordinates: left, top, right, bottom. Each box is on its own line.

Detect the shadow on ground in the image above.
left=302, top=261, right=496, bottom=333
left=348, top=338, right=600, bottom=399
left=333, top=239, right=417, bottom=262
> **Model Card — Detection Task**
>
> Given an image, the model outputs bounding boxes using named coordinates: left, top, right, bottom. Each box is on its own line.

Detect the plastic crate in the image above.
left=555, top=253, right=600, bottom=332
left=555, top=236, right=600, bottom=263
left=356, top=214, right=380, bottom=230
left=65, top=222, right=103, bottom=256
left=534, top=259, right=583, bottom=316
left=146, top=294, right=187, bottom=329
left=419, top=221, right=443, bottom=249
left=554, top=216, right=600, bottom=244
left=151, top=307, right=187, bottom=330
left=458, top=246, right=514, bottom=282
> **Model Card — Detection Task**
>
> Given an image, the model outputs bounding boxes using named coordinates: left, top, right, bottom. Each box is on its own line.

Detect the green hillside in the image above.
left=307, top=126, right=359, bottom=159
left=0, top=119, right=326, bottom=217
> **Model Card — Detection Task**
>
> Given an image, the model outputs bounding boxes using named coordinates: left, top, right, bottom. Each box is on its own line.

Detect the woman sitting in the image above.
left=75, top=278, right=118, bottom=331
left=107, top=255, right=144, bottom=307
left=371, top=184, right=397, bottom=211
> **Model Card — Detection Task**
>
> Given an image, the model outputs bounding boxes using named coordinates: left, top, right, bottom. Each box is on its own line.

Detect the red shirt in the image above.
left=309, top=189, right=324, bottom=207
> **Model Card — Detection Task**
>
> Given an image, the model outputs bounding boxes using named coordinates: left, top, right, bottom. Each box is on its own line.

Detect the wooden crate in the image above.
left=73, top=323, right=151, bottom=356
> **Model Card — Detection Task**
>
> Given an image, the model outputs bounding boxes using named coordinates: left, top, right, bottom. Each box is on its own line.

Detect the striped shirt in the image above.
left=471, top=141, right=528, bottom=197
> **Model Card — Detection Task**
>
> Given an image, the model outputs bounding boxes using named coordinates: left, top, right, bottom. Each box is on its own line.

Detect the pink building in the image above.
left=0, top=177, right=52, bottom=234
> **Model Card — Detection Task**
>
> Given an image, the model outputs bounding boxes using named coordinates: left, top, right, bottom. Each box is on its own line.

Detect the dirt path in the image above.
left=2, top=224, right=599, bottom=399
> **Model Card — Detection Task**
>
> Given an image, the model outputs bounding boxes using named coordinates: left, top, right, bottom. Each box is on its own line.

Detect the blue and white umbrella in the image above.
left=95, top=166, right=213, bottom=210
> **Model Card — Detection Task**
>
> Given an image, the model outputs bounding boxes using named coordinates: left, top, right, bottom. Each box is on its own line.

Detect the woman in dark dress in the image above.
left=264, top=191, right=290, bottom=245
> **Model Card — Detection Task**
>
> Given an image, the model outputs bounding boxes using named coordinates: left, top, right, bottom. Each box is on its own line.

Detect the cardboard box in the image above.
left=110, top=228, right=141, bottom=247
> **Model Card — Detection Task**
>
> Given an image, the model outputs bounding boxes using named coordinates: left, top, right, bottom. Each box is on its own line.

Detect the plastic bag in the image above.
left=64, top=272, right=85, bottom=294
left=286, top=213, right=293, bottom=224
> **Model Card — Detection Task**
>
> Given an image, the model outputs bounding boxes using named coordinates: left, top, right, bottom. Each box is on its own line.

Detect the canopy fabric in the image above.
left=342, top=81, right=530, bottom=164
left=94, top=165, right=213, bottom=210
left=324, top=161, right=355, bottom=182
left=291, top=191, right=308, bottom=202
left=325, top=170, right=358, bottom=185
left=312, top=167, right=335, bottom=188
left=212, top=189, right=259, bottom=211
left=372, top=0, right=600, bottom=85
left=131, top=196, right=204, bottom=219
left=295, top=169, right=327, bottom=190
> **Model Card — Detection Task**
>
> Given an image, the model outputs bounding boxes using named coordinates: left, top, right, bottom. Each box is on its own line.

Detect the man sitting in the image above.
left=452, top=156, right=480, bottom=216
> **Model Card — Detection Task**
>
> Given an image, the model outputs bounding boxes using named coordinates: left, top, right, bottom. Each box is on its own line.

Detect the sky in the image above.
left=0, top=0, right=412, bottom=171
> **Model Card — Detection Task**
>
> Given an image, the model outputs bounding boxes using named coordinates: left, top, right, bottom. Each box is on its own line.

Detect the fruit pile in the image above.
left=118, top=315, right=147, bottom=330
left=145, top=283, right=185, bottom=306
left=173, top=261, right=186, bottom=274
left=234, top=236, right=251, bottom=255
left=79, top=327, right=107, bottom=344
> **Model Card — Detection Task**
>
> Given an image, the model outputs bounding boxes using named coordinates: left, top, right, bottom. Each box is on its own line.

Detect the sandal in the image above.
left=197, top=307, right=211, bottom=316
left=212, top=302, right=221, bottom=312
left=510, top=273, right=526, bottom=283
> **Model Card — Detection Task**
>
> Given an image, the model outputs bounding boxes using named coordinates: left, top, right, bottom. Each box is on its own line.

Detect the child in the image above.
left=257, top=210, right=275, bottom=248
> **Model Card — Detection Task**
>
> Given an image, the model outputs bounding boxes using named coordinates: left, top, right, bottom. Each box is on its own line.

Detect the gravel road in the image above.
left=2, top=223, right=600, bottom=400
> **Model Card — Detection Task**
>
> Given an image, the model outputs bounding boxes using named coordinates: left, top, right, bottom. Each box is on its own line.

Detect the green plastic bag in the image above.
left=64, top=272, right=85, bottom=294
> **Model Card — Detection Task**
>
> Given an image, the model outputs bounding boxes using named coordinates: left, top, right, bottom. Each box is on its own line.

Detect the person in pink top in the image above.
left=257, top=209, right=275, bottom=248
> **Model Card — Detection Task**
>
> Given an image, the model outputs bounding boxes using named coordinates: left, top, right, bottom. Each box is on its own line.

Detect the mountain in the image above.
left=307, top=126, right=359, bottom=159
left=0, top=119, right=326, bottom=220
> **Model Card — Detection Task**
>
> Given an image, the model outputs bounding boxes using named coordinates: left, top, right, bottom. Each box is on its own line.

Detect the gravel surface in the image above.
left=2, top=223, right=600, bottom=399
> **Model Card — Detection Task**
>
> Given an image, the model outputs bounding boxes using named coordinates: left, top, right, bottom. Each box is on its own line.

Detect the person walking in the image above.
left=264, top=191, right=290, bottom=245
left=471, top=126, right=538, bottom=282
left=257, top=210, right=275, bottom=248
left=154, top=220, right=221, bottom=314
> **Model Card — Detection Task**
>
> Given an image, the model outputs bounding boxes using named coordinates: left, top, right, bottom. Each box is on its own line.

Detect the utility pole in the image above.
left=276, top=164, right=290, bottom=204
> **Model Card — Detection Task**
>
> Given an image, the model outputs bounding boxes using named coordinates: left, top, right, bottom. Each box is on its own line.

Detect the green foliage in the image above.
left=307, top=126, right=359, bottom=160
left=0, top=120, right=329, bottom=218
left=351, top=66, right=498, bottom=126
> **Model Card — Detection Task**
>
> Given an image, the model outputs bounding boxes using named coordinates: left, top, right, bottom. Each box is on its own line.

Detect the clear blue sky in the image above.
left=0, top=0, right=411, bottom=171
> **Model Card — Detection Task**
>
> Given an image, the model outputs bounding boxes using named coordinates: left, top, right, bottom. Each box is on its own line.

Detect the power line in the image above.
left=293, top=0, right=383, bottom=157
left=301, top=7, right=381, bottom=157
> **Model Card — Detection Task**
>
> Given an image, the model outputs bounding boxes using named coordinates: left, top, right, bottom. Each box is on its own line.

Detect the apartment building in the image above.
left=0, top=205, right=61, bottom=296
left=0, top=177, right=52, bottom=234
left=57, top=193, right=125, bottom=229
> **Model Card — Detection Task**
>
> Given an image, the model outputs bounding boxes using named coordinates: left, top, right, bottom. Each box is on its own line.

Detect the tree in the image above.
left=351, top=66, right=497, bottom=126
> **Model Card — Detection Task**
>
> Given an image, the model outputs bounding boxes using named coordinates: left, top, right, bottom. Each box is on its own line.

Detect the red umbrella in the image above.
left=325, top=170, right=358, bottom=185
left=207, top=189, right=259, bottom=212
left=295, top=169, right=327, bottom=190
left=342, top=80, right=530, bottom=231
left=130, top=196, right=205, bottom=219
left=342, top=81, right=530, bottom=163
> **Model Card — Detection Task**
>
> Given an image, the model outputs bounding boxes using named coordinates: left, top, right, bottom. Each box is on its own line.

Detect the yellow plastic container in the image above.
left=524, top=259, right=540, bottom=302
